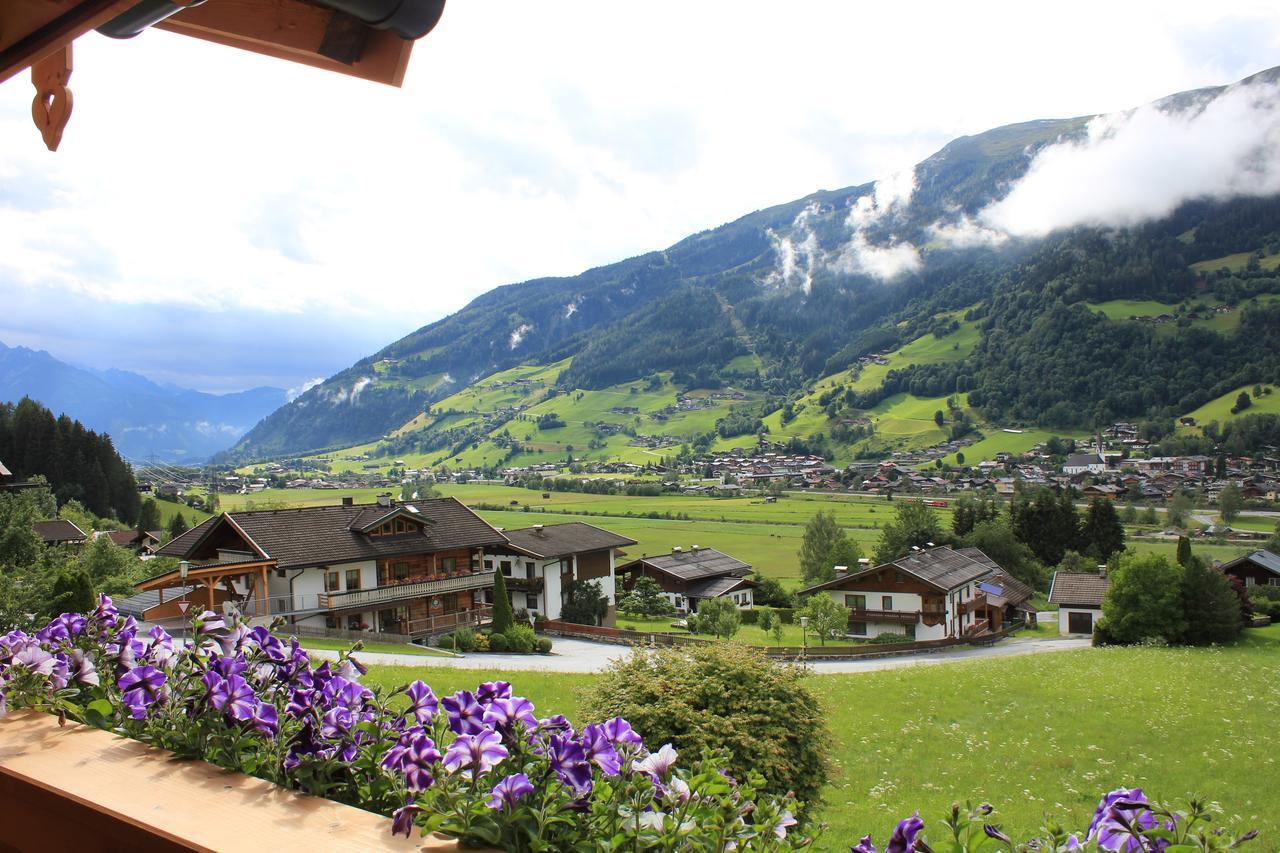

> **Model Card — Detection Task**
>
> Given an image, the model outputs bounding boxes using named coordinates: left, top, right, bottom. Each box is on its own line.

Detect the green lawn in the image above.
left=358, top=627, right=1280, bottom=851
left=941, top=427, right=1084, bottom=467
left=615, top=613, right=817, bottom=647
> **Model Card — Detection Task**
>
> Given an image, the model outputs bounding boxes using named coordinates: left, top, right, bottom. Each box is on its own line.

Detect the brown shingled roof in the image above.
left=155, top=497, right=506, bottom=569
left=618, top=547, right=751, bottom=581
left=1048, top=571, right=1110, bottom=608
left=33, top=519, right=87, bottom=544
left=502, top=522, right=636, bottom=559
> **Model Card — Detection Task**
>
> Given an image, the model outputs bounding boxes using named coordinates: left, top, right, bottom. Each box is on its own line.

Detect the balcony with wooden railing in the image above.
left=959, top=592, right=988, bottom=615
left=846, top=607, right=920, bottom=626
left=320, top=569, right=495, bottom=612
left=407, top=606, right=494, bottom=638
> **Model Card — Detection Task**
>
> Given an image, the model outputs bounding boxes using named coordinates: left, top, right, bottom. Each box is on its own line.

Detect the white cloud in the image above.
left=286, top=377, right=324, bottom=402
left=982, top=75, right=1280, bottom=235
left=1, top=1, right=1279, bottom=389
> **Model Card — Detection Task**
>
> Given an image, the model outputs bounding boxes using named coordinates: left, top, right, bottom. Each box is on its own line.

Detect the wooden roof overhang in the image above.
left=2, top=0, right=446, bottom=151
left=135, top=558, right=277, bottom=592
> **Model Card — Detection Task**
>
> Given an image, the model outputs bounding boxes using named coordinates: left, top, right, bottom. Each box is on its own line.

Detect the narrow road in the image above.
left=309, top=635, right=1092, bottom=675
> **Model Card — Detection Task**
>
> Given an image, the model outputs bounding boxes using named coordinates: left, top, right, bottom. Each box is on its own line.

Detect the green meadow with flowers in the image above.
left=365, top=626, right=1280, bottom=851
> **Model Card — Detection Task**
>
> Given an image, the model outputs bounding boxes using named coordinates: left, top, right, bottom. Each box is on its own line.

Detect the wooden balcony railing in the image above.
left=959, top=593, right=988, bottom=615
left=321, top=570, right=495, bottom=612
left=846, top=608, right=920, bottom=626
left=406, top=606, right=494, bottom=638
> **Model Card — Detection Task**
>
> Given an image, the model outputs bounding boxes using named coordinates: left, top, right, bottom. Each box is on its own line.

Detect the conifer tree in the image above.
left=1175, top=535, right=1192, bottom=567
left=491, top=569, right=515, bottom=634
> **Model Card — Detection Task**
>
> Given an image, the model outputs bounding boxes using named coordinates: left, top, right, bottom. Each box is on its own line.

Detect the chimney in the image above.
left=690, top=544, right=700, bottom=552
left=672, top=546, right=683, bottom=553
left=1098, top=565, right=1108, bottom=578
left=533, top=524, right=544, bottom=536
left=342, top=496, right=354, bottom=507
left=377, top=493, right=392, bottom=508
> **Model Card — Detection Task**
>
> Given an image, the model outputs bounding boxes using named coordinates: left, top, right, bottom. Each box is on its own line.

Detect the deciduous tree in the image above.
left=874, top=501, right=945, bottom=564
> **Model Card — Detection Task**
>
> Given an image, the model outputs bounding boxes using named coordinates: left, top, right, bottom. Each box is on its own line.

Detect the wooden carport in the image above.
left=135, top=558, right=277, bottom=618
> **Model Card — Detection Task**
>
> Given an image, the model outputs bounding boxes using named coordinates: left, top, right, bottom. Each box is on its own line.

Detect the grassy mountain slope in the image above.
left=229, top=66, right=1280, bottom=466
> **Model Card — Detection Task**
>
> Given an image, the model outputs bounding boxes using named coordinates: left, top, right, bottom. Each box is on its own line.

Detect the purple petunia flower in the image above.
left=208, top=674, right=255, bottom=722
left=324, top=676, right=372, bottom=711
left=851, top=836, right=877, bottom=853
left=548, top=733, right=593, bottom=793
left=487, top=773, right=534, bottom=811
left=336, top=656, right=367, bottom=681
left=481, top=696, right=537, bottom=737
left=442, top=690, right=487, bottom=735
left=475, top=681, right=511, bottom=704
left=194, top=610, right=225, bottom=635
left=1087, top=788, right=1171, bottom=852
left=66, top=649, right=98, bottom=686
left=537, top=713, right=574, bottom=737
left=886, top=813, right=927, bottom=853
left=442, top=729, right=508, bottom=777
left=391, top=803, right=423, bottom=838
left=13, top=644, right=55, bottom=676
left=250, top=701, right=279, bottom=737
left=580, top=724, right=622, bottom=776
left=321, top=706, right=357, bottom=739
left=403, top=681, right=438, bottom=724
left=118, top=665, right=167, bottom=719
left=383, top=733, right=441, bottom=792
left=633, top=743, right=678, bottom=781
left=93, top=594, right=119, bottom=628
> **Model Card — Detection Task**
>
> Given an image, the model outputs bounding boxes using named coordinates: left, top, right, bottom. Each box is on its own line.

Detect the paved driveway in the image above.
left=308, top=635, right=1091, bottom=675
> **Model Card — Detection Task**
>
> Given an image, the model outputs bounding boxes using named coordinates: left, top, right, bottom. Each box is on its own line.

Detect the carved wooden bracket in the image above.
left=31, top=45, right=73, bottom=152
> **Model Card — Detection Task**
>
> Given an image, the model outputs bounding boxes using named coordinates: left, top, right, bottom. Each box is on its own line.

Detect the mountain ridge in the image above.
left=227, top=65, right=1280, bottom=464
left=0, top=340, right=286, bottom=462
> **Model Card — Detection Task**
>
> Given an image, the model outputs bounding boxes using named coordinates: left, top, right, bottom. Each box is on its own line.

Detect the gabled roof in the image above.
left=1065, top=453, right=1103, bottom=467
left=618, top=548, right=751, bottom=581
left=798, top=545, right=995, bottom=596
left=1048, top=571, right=1110, bottom=608
left=104, top=530, right=162, bottom=548
left=501, top=522, right=636, bottom=559
left=156, top=498, right=506, bottom=570
left=33, top=519, right=87, bottom=544
left=347, top=505, right=433, bottom=533
left=1220, top=549, right=1280, bottom=578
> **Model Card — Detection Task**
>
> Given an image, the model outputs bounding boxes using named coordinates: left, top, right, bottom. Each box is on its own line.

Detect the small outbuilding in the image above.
left=1047, top=570, right=1110, bottom=636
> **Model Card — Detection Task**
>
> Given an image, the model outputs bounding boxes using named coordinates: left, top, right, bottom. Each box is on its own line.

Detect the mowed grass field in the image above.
left=355, top=627, right=1280, bottom=851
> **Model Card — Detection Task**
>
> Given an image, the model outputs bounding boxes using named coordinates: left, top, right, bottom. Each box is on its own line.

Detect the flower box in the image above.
left=0, top=709, right=473, bottom=852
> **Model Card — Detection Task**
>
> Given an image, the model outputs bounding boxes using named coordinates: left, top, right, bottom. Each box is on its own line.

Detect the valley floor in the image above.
left=361, top=626, right=1280, bottom=851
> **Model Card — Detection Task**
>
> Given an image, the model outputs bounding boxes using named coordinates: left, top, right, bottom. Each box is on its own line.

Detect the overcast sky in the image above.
left=2, top=1, right=1278, bottom=393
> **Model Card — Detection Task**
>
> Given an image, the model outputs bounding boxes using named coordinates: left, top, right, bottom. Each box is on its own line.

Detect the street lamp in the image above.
left=799, top=615, right=809, bottom=667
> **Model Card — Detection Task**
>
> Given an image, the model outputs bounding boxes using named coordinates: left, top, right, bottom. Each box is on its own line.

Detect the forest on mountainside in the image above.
left=0, top=397, right=141, bottom=524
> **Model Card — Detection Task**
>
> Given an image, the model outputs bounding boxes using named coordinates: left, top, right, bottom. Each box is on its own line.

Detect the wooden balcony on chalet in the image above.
left=847, top=607, right=920, bottom=626
left=321, top=569, right=495, bottom=612
left=959, top=593, right=988, bottom=615
left=505, top=575, right=545, bottom=593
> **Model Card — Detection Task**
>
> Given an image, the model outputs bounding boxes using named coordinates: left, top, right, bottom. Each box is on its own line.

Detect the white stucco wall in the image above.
left=542, top=561, right=562, bottom=620
left=1058, top=607, right=1099, bottom=636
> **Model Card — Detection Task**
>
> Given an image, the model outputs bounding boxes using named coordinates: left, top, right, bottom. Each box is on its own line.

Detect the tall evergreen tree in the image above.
left=167, top=511, right=189, bottom=540
left=491, top=569, right=515, bottom=634
left=137, top=498, right=162, bottom=534
left=1175, top=535, right=1192, bottom=567
left=49, top=568, right=95, bottom=616
left=1079, top=498, right=1125, bottom=561
left=1180, top=557, right=1243, bottom=645
left=1010, top=488, right=1079, bottom=566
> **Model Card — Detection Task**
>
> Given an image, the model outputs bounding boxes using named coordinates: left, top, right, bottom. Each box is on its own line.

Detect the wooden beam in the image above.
left=0, top=0, right=134, bottom=85
left=154, top=0, right=414, bottom=87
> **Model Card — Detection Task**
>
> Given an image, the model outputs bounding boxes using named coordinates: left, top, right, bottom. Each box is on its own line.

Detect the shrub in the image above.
left=579, top=643, right=830, bottom=811
left=491, top=571, right=515, bottom=635
left=695, top=597, right=741, bottom=639
left=536, top=637, right=553, bottom=654
left=472, top=632, right=490, bottom=653
left=867, top=632, right=910, bottom=645
left=506, top=625, right=536, bottom=654
left=450, top=627, right=477, bottom=653
left=739, top=607, right=760, bottom=625
left=487, top=632, right=510, bottom=653
left=1101, top=553, right=1186, bottom=644
left=775, top=607, right=796, bottom=624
